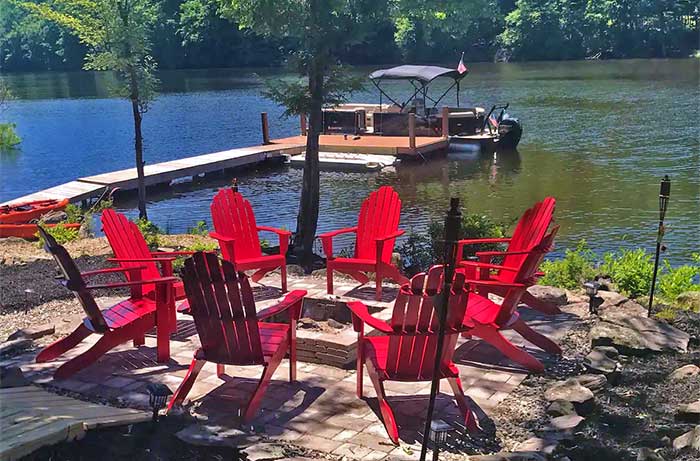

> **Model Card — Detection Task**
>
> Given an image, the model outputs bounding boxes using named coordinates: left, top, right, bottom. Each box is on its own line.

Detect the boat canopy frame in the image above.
left=368, top=65, right=467, bottom=113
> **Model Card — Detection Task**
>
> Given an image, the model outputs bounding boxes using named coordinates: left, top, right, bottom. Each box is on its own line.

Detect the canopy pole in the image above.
left=457, top=81, right=460, bottom=107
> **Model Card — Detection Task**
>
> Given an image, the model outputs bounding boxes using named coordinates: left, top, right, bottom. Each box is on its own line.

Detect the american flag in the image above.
left=457, top=52, right=468, bottom=74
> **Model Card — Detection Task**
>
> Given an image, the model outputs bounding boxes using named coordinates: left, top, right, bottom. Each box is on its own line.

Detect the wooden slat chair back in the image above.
left=36, top=226, right=178, bottom=379
left=182, top=252, right=264, bottom=365
left=355, top=186, right=402, bottom=263
left=461, top=226, right=561, bottom=373
left=38, top=226, right=109, bottom=333
left=168, top=252, right=306, bottom=422
left=102, top=208, right=162, bottom=283
left=210, top=189, right=262, bottom=262
left=348, top=265, right=478, bottom=443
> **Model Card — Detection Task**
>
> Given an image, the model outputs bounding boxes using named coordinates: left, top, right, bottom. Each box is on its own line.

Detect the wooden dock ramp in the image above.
left=0, top=386, right=150, bottom=461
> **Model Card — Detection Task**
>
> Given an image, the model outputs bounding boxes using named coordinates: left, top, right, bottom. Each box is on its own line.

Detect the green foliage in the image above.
left=600, top=248, right=654, bottom=298
left=429, top=213, right=507, bottom=262
left=172, top=240, right=218, bottom=271
left=134, top=217, right=162, bottom=248
left=0, top=123, right=20, bottom=148
left=658, top=254, right=700, bottom=302
left=187, top=220, right=208, bottom=235
left=36, top=223, right=79, bottom=246
left=396, top=228, right=433, bottom=275
left=539, top=240, right=596, bottom=290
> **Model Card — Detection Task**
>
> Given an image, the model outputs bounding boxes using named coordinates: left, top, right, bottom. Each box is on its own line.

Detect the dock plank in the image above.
left=271, top=134, right=448, bottom=156
left=1, top=181, right=106, bottom=206
left=0, top=386, right=150, bottom=461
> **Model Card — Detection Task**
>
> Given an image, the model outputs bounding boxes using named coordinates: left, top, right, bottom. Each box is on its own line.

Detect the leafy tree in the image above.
left=217, top=0, right=378, bottom=270
left=23, top=0, right=160, bottom=219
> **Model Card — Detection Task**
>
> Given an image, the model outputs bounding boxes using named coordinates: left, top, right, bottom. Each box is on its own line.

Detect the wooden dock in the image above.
left=272, top=134, right=448, bottom=156
left=1, top=143, right=304, bottom=206
left=0, top=386, right=150, bottom=460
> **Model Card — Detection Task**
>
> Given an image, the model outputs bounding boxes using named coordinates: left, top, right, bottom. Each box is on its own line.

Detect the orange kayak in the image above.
left=0, top=199, right=70, bottom=224
left=0, top=222, right=81, bottom=239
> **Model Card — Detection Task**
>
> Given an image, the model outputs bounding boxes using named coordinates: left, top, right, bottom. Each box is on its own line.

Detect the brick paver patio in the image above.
left=2, top=274, right=580, bottom=460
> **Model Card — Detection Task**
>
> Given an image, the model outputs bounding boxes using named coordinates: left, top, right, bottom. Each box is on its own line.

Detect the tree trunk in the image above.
left=292, top=0, right=325, bottom=272
left=129, top=69, right=148, bottom=220
left=293, top=54, right=323, bottom=272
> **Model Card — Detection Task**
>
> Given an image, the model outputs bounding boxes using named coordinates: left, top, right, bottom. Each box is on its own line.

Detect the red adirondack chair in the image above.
left=321, top=186, right=409, bottom=301
left=102, top=209, right=194, bottom=315
left=455, top=197, right=558, bottom=314
left=167, top=252, right=306, bottom=422
left=210, top=189, right=290, bottom=292
left=35, top=226, right=178, bottom=379
left=461, top=227, right=562, bottom=373
left=347, top=266, right=479, bottom=444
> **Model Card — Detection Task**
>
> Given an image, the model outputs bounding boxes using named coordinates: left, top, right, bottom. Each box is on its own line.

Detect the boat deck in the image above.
left=272, top=134, right=448, bottom=156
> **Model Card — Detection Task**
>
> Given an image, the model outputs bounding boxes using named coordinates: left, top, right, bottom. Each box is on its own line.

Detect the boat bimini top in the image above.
left=368, top=65, right=468, bottom=113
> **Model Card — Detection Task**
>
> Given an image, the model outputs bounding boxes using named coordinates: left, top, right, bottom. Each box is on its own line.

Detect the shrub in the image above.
left=658, top=254, right=700, bottom=302
left=396, top=229, right=433, bottom=275
left=172, top=241, right=219, bottom=272
left=539, top=240, right=596, bottom=290
left=36, top=224, right=79, bottom=246
left=600, top=248, right=654, bottom=298
left=134, top=218, right=162, bottom=248
left=187, top=220, right=208, bottom=236
left=0, top=123, right=20, bottom=149
left=429, top=213, right=508, bottom=261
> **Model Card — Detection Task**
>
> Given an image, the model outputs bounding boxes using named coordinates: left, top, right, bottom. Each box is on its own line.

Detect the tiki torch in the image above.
left=420, top=198, right=461, bottom=461
left=648, top=175, right=671, bottom=316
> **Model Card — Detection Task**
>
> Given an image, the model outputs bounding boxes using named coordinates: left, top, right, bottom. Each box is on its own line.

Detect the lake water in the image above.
left=1, top=60, right=698, bottom=264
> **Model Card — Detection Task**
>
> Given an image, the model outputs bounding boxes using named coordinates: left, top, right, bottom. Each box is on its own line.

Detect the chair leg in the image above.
left=472, top=325, right=544, bottom=373
left=36, top=324, right=91, bottom=363
left=289, top=325, right=296, bottom=382
left=133, top=333, right=146, bottom=347
left=242, top=336, right=289, bottom=423
left=380, top=263, right=409, bottom=286
left=366, top=361, right=399, bottom=445
left=217, top=364, right=225, bottom=378
left=446, top=377, right=480, bottom=432
left=251, top=268, right=275, bottom=283
left=521, top=292, right=562, bottom=315
left=281, top=263, right=288, bottom=293
left=53, top=334, right=118, bottom=380
left=511, top=318, right=562, bottom=355
left=356, top=340, right=365, bottom=398
left=326, top=265, right=334, bottom=295
left=167, top=358, right=206, bottom=412
left=375, top=270, right=383, bottom=301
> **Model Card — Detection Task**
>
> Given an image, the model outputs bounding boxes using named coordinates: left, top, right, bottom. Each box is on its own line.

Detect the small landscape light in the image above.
left=146, top=383, right=172, bottom=422
left=583, top=281, right=602, bottom=315
left=429, top=419, right=453, bottom=461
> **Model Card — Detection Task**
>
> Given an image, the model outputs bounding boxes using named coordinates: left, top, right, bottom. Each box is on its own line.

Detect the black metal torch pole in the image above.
left=420, top=198, right=461, bottom=461
left=648, top=175, right=671, bottom=316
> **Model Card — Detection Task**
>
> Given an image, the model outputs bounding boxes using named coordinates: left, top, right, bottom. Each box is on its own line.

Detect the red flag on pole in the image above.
left=457, top=52, right=468, bottom=74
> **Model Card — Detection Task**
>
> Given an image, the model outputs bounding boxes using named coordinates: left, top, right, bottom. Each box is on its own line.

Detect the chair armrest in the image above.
left=109, top=257, right=177, bottom=263
left=475, top=249, right=534, bottom=259
left=257, top=226, right=292, bottom=237
left=258, top=290, right=307, bottom=321
left=257, top=226, right=291, bottom=256
left=458, top=261, right=519, bottom=272
left=464, top=278, right=526, bottom=289
left=85, top=276, right=179, bottom=290
left=375, top=229, right=405, bottom=242
left=151, top=251, right=214, bottom=256
left=80, top=266, right=147, bottom=278
left=319, top=227, right=358, bottom=259
left=209, top=231, right=235, bottom=243
left=456, top=237, right=511, bottom=263
left=346, top=301, right=393, bottom=334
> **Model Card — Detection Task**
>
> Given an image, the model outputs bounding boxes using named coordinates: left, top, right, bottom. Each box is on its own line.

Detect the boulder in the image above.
left=0, top=338, right=33, bottom=357
left=544, top=379, right=595, bottom=415
left=597, top=291, right=628, bottom=308
left=637, top=447, right=664, bottom=461
left=175, top=424, right=260, bottom=448
left=244, top=442, right=287, bottom=461
left=7, top=324, right=55, bottom=341
left=676, top=291, right=700, bottom=310
left=599, top=300, right=648, bottom=321
left=668, top=364, right=700, bottom=381
left=326, top=318, right=345, bottom=329
left=672, top=425, right=700, bottom=451
left=0, top=366, right=28, bottom=388
left=515, top=437, right=558, bottom=454
left=573, top=374, right=607, bottom=393
left=527, top=285, right=567, bottom=306
left=590, top=315, right=689, bottom=355
left=544, top=415, right=585, bottom=432
left=677, top=401, right=700, bottom=424
left=547, top=400, right=577, bottom=417
left=584, top=347, right=621, bottom=376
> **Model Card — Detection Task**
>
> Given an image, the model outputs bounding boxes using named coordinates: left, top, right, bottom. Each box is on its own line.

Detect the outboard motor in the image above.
left=498, top=116, right=522, bottom=149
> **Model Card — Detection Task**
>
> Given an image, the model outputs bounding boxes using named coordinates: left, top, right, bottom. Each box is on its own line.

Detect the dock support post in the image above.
left=408, top=113, right=416, bottom=151
left=300, top=114, right=307, bottom=136
left=441, top=107, right=450, bottom=139
left=261, top=112, right=270, bottom=145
